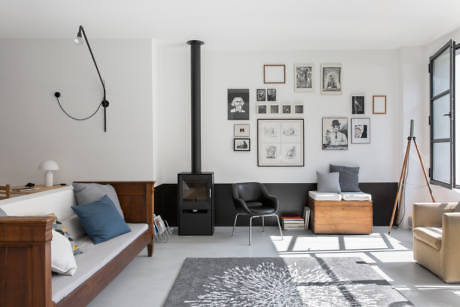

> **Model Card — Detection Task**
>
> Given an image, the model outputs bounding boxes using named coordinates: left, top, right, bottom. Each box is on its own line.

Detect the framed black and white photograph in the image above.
left=234, top=138, right=251, bottom=151
left=321, top=64, right=342, bottom=95
left=257, top=104, right=268, bottom=115
left=256, top=89, right=266, bottom=101
left=267, top=88, right=277, bottom=101
left=228, top=89, right=249, bottom=120
left=351, top=95, right=365, bottom=114
left=322, top=117, right=348, bottom=150
left=373, top=95, right=387, bottom=114
left=294, top=64, right=313, bottom=92
left=269, top=104, right=280, bottom=114
left=282, top=105, right=291, bottom=114
left=264, top=64, right=286, bottom=84
left=234, top=124, right=250, bottom=137
left=257, top=119, right=304, bottom=167
left=294, top=104, right=304, bottom=114
left=351, top=118, right=370, bottom=144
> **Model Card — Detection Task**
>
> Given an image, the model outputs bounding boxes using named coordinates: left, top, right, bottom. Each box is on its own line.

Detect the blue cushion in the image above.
left=71, top=195, right=131, bottom=244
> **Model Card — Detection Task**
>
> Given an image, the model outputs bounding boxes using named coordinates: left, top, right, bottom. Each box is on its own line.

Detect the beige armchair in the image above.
left=413, top=202, right=460, bottom=283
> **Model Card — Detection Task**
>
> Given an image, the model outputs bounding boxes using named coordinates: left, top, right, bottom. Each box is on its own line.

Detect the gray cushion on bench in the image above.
left=52, top=223, right=148, bottom=303
left=316, top=171, right=341, bottom=193
left=72, top=183, right=124, bottom=219
left=330, top=164, right=361, bottom=192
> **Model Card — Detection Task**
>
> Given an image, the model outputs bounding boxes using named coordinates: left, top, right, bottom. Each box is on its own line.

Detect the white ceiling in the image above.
left=1, top=0, right=460, bottom=50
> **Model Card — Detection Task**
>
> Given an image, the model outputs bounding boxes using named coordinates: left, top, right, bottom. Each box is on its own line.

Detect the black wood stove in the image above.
left=177, top=40, right=214, bottom=235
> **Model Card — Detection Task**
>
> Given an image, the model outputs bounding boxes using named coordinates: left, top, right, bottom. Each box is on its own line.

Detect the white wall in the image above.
left=0, top=39, right=154, bottom=185
left=156, top=46, right=403, bottom=184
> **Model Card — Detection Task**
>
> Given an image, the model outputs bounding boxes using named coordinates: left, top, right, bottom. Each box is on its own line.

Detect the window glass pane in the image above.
left=432, top=94, right=451, bottom=139
left=433, top=142, right=451, bottom=184
left=433, top=48, right=450, bottom=96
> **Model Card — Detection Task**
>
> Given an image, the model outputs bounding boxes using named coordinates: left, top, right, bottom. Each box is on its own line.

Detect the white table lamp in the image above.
left=39, top=160, right=59, bottom=187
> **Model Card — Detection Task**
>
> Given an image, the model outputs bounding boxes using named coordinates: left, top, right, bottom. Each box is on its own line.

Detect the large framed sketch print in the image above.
left=257, top=119, right=304, bottom=167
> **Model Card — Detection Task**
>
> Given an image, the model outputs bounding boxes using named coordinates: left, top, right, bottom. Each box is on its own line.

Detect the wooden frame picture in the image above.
left=351, top=118, right=371, bottom=144
left=294, top=63, right=313, bottom=92
left=372, top=95, right=387, bottom=114
left=234, top=138, right=250, bottom=151
left=264, top=64, right=286, bottom=84
left=321, top=63, right=342, bottom=95
left=257, top=119, right=304, bottom=167
left=234, top=124, right=250, bottom=137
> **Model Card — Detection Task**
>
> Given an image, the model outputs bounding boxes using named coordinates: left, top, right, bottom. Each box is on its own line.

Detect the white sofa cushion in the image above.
left=341, top=192, right=372, bottom=201
left=51, top=230, right=77, bottom=276
left=308, top=191, right=342, bottom=201
left=51, top=223, right=148, bottom=303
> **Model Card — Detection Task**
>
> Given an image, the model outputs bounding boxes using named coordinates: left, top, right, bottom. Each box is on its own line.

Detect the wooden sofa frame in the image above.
left=0, top=181, right=155, bottom=307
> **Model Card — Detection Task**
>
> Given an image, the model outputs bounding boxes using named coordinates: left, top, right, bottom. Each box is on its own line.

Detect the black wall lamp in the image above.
left=54, top=25, right=109, bottom=132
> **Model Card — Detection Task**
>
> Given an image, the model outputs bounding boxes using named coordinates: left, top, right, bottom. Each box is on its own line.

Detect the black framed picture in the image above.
left=228, top=89, right=249, bottom=120
left=352, top=95, right=365, bottom=114
left=234, top=138, right=250, bottom=151
left=267, top=89, right=277, bottom=101
left=282, top=105, right=291, bottom=114
left=270, top=104, right=280, bottom=114
left=294, top=105, right=304, bottom=114
left=256, top=89, right=266, bottom=101
left=257, top=119, right=304, bottom=167
left=351, top=118, right=370, bottom=144
left=257, top=104, right=268, bottom=114
left=322, top=117, right=348, bottom=150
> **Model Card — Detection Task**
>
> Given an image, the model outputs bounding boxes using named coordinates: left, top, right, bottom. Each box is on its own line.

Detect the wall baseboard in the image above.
left=154, top=182, right=398, bottom=227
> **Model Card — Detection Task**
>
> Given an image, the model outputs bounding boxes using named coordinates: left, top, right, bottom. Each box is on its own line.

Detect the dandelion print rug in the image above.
left=163, top=257, right=413, bottom=307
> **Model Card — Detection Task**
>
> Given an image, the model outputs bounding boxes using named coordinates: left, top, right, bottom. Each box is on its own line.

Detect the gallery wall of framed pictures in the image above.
left=226, top=62, right=388, bottom=164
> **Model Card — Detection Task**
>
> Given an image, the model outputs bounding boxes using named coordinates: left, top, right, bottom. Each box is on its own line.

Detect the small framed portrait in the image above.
left=256, top=104, right=268, bottom=115
left=294, top=104, right=304, bottom=114
left=264, top=64, right=286, bottom=84
left=321, top=64, right=342, bottom=95
left=373, top=95, right=387, bottom=114
left=228, top=89, right=249, bottom=120
left=351, top=95, right=365, bottom=114
left=322, top=117, right=348, bottom=150
left=282, top=105, right=292, bottom=114
left=256, top=89, right=266, bottom=101
left=234, top=138, right=251, bottom=151
left=267, top=88, right=277, bottom=101
left=269, top=104, right=280, bottom=114
left=234, top=124, right=250, bottom=137
left=351, top=118, right=370, bottom=144
left=294, top=64, right=313, bottom=92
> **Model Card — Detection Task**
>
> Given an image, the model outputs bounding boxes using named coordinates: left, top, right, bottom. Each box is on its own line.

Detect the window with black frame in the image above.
left=429, top=40, right=456, bottom=188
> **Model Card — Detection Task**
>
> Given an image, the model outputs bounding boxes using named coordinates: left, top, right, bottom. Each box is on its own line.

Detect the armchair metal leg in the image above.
left=249, top=216, right=254, bottom=245
left=275, top=214, right=283, bottom=240
left=232, top=214, right=239, bottom=236
left=262, top=216, right=265, bottom=232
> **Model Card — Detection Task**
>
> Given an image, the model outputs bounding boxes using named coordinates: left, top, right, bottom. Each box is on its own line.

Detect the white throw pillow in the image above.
left=51, top=230, right=77, bottom=276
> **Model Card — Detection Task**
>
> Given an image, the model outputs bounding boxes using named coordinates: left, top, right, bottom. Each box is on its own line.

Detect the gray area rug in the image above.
left=164, top=257, right=413, bottom=307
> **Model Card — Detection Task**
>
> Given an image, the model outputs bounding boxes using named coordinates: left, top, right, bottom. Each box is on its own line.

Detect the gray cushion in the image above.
left=316, top=171, right=341, bottom=193
left=330, top=164, right=360, bottom=192
left=72, top=183, right=124, bottom=219
left=0, top=207, right=7, bottom=216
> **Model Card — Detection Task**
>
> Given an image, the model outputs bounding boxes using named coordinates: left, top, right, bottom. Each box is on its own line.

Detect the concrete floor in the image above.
left=88, top=226, right=460, bottom=307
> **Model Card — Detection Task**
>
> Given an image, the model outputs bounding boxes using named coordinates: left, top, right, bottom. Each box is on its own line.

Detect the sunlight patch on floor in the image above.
left=293, top=236, right=340, bottom=251
left=344, top=235, right=388, bottom=250
left=270, top=235, right=292, bottom=252
left=370, top=251, right=414, bottom=263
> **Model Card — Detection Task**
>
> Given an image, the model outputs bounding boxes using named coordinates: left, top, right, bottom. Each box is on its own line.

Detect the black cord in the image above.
left=55, top=95, right=102, bottom=121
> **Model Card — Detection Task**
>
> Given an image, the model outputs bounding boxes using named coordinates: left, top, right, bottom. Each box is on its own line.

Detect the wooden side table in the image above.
left=10, top=185, right=66, bottom=197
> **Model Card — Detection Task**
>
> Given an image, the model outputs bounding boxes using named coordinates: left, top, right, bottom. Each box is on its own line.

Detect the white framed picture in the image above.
left=322, top=117, right=348, bottom=150
left=257, top=119, right=304, bottom=167
left=351, top=118, right=370, bottom=144
left=234, top=138, right=250, bottom=151
left=264, top=64, right=286, bottom=84
left=234, top=124, right=250, bottom=137
left=321, top=64, right=342, bottom=95
left=294, top=63, right=313, bottom=92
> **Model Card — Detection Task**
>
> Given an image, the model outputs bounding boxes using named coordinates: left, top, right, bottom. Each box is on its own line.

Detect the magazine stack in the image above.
left=281, top=216, right=305, bottom=230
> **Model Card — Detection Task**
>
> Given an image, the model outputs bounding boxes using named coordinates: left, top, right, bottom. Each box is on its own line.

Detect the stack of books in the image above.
left=281, top=216, right=305, bottom=230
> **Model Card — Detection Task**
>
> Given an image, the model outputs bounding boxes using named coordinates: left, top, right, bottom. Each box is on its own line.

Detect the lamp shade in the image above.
left=39, top=160, right=59, bottom=171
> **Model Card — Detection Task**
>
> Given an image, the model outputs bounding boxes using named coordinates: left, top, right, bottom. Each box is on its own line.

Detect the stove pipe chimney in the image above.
left=187, top=40, right=204, bottom=174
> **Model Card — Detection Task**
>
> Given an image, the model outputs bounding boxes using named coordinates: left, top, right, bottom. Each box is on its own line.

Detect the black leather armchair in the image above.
left=232, top=182, right=283, bottom=245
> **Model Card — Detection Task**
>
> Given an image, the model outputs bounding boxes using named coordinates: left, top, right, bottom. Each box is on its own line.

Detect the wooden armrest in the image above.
left=0, top=216, right=54, bottom=243
left=0, top=216, right=54, bottom=307
left=413, top=202, right=458, bottom=228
